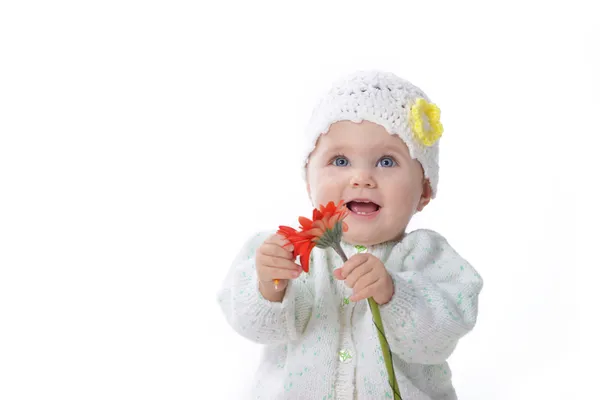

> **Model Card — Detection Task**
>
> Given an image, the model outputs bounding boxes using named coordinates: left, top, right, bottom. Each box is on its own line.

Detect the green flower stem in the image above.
left=333, top=246, right=402, bottom=400
left=368, top=297, right=401, bottom=400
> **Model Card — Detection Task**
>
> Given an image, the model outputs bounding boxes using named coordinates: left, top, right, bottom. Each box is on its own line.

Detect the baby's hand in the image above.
left=256, top=234, right=303, bottom=302
left=333, top=253, right=394, bottom=305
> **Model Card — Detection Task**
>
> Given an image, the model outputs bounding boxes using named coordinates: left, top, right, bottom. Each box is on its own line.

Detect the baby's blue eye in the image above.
left=377, top=157, right=396, bottom=168
left=333, top=156, right=349, bottom=167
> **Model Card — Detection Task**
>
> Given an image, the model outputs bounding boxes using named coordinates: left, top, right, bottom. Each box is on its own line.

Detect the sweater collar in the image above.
left=339, top=235, right=404, bottom=263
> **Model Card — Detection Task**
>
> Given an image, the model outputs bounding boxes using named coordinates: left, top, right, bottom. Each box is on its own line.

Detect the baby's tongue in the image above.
left=350, top=202, right=378, bottom=213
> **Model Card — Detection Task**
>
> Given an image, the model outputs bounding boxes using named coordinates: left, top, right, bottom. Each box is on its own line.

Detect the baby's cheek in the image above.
left=314, top=171, right=342, bottom=192
left=392, top=178, right=422, bottom=206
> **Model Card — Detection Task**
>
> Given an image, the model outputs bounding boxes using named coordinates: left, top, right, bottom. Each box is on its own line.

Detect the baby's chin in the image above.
left=341, top=230, right=405, bottom=247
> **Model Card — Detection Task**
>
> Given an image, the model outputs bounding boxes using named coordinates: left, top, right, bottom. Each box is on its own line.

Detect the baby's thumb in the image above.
left=333, top=268, right=344, bottom=280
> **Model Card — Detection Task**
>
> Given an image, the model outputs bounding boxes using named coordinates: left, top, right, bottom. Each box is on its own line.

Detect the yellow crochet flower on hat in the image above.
left=410, top=98, right=443, bottom=146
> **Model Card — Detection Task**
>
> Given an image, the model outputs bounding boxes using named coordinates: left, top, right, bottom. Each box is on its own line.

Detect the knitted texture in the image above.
left=302, top=71, right=442, bottom=198
left=217, top=230, right=483, bottom=399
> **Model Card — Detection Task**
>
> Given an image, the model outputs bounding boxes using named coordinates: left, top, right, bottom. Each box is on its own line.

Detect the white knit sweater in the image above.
left=217, top=229, right=483, bottom=400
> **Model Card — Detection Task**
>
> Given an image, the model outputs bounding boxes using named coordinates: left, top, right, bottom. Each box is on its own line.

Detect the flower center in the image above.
left=421, top=110, right=432, bottom=132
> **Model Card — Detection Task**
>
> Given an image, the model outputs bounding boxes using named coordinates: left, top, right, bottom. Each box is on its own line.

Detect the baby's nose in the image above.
left=350, top=173, right=376, bottom=188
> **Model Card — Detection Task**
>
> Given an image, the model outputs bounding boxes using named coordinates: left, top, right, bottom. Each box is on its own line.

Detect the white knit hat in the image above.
left=301, top=70, right=444, bottom=198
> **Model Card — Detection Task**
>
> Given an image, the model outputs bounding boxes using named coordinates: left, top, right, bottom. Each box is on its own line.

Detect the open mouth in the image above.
left=345, top=200, right=381, bottom=216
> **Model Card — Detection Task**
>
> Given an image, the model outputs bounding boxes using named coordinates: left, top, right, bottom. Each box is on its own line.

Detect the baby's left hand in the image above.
left=333, top=253, right=394, bottom=305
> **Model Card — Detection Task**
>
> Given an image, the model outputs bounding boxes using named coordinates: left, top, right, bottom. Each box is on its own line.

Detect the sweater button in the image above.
left=339, top=349, right=352, bottom=363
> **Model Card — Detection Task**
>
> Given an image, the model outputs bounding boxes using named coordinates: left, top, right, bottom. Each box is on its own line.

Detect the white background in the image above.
left=1, top=1, right=598, bottom=399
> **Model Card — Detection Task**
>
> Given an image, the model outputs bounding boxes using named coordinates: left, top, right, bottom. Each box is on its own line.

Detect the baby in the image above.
left=217, top=71, right=483, bottom=399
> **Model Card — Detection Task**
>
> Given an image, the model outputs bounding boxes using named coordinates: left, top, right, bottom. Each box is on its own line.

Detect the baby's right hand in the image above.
left=256, top=234, right=303, bottom=302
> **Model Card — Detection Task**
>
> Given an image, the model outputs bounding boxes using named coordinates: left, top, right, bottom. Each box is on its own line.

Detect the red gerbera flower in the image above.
left=277, top=200, right=349, bottom=273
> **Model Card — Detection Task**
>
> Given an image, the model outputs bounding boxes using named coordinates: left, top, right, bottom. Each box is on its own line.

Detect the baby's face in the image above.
left=306, top=120, right=431, bottom=246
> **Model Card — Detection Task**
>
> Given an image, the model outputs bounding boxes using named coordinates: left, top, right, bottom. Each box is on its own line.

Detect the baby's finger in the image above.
left=261, top=266, right=301, bottom=281
left=260, top=242, right=294, bottom=260
left=351, top=271, right=379, bottom=294
left=266, top=234, right=295, bottom=252
left=350, top=279, right=379, bottom=302
left=333, top=268, right=344, bottom=280
left=260, top=255, right=302, bottom=271
left=339, top=253, right=369, bottom=279
left=272, top=234, right=294, bottom=252
left=344, top=261, right=373, bottom=288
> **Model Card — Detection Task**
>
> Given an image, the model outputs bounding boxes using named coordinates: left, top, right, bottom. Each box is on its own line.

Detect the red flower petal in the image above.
left=305, top=227, right=325, bottom=237
left=299, top=254, right=311, bottom=272
left=342, top=221, right=349, bottom=232
left=313, top=219, right=326, bottom=233
left=277, top=225, right=297, bottom=236
left=296, top=239, right=311, bottom=255
left=298, top=216, right=313, bottom=230
left=313, top=208, right=323, bottom=221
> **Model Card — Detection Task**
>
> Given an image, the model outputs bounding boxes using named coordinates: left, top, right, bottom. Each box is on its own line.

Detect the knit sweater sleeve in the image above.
left=216, top=231, right=314, bottom=345
left=379, top=229, right=483, bottom=364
